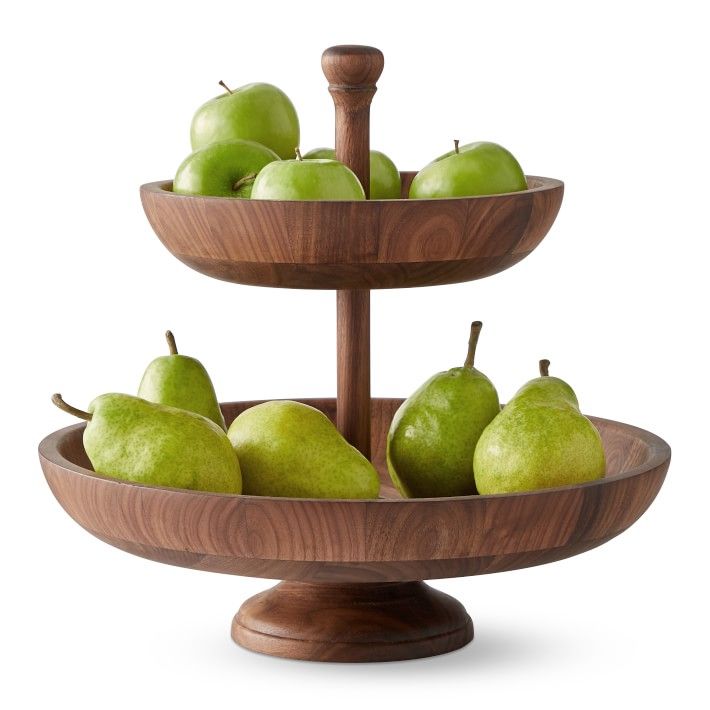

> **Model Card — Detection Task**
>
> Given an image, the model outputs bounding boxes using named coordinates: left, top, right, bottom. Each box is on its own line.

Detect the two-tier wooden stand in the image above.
left=38, top=45, right=671, bottom=663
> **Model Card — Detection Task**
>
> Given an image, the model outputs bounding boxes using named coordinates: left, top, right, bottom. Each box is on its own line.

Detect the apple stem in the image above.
left=218, top=80, right=233, bottom=95
left=295, top=147, right=303, bottom=161
left=52, top=393, right=92, bottom=421
left=165, top=330, right=178, bottom=355
left=232, top=173, right=257, bottom=192
left=539, top=359, right=550, bottom=377
left=232, top=173, right=256, bottom=192
left=464, top=321, right=483, bottom=369
left=454, top=139, right=460, bottom=154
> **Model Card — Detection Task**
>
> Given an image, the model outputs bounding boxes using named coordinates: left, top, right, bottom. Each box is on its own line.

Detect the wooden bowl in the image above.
left=39, top=398, right=669, bottom=662
left=139, top=174, right=563, bottom=290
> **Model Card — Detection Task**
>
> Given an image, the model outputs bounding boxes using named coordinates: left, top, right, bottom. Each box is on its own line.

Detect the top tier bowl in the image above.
left=140, top=173, right=563, bottom=290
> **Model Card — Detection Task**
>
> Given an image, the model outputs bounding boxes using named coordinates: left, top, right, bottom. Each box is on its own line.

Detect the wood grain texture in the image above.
left=139, top=175, right=563, bottom=290
left=39, top=398, right=670, bottom=583
left=322, top=45, right=385, bottom=85
left=337, top=290, right=371, bottom=456
left=322, top=46, right=382, bottom=457
left=232, top=581, right=473, bottom=662
left=322, top=44, right=384, bottom=198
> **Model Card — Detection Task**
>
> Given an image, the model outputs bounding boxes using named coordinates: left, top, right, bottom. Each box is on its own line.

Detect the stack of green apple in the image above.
left=171, top=81, right=528, bottom=201
left=387, top=322, right=606, bottom=497
left=53, top=331, right=380, bottom=499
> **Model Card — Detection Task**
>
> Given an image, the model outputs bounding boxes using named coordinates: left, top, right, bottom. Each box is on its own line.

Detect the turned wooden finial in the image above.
left=321, top=45, right=384, bottom=89
left=321, top=45, right=384, bottom=199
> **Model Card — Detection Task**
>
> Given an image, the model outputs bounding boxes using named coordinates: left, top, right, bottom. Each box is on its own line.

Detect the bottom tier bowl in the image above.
left=39, top=398, right=670, bottom=662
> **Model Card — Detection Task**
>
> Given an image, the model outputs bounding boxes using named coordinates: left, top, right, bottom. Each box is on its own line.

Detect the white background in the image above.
left=3, top=0, right=708, bottom=707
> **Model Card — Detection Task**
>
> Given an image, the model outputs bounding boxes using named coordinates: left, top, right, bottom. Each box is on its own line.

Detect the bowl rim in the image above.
left=39, top=408, right=671, bottom=506
left=139, top=174, right=564, bottom=205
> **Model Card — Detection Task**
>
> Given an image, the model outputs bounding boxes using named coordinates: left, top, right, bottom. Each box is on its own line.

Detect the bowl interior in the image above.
left=56, top=398, right=665, bottom=500
left=159, top=172, right=552, bottom=200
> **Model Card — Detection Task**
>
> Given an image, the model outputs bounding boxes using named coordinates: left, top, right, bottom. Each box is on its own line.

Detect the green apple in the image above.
left=251, top=149, right=365, bottom=200
left=173, top=139, right=279, bottom=198
left=303, top=147, right=401, bottom=199
left=409, top=140, right=527, bottom=198
left=190, top=82, right=299, bottom=159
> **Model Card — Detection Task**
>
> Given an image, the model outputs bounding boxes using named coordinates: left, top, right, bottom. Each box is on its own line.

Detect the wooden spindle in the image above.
left=322, top=45, right=384, bottom=457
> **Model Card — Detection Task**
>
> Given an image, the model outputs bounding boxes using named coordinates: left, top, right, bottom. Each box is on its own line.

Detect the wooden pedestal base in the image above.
left=231, top=581, right=474, bottom=662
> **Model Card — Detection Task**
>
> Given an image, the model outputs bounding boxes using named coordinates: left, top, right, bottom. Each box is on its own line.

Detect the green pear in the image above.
left=473, top=360, right=606, bottom=494
left=387, top=321, right=500, bottom=497
left=52, top=393, right=241, bottom=493
left=227, top=400, right=380, bottom=498
left=138, top=331, right=226, bottom=431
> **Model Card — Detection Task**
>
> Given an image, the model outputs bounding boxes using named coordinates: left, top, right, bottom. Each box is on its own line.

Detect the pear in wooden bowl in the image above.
left=39, top=397, right=669, bottom=662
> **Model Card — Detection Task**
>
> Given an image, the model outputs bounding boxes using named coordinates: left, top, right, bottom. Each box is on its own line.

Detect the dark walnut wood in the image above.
left=322, top=45, right=385, bottom=86
left=139, top=175, right=564, bottom=290
left=322, top=44, right=384, bottom=198
left=232, top=581, right=473, bottom=662
left=322, top=46, right=384, bottom=458
left=39, top=398, right=669, bottom=662
left=337, top=290, right=371, bottom=457
left=40, top=398, right=670, bottom=581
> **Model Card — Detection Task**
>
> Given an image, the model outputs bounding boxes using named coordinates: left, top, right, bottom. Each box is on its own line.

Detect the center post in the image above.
left=322, top=45, right=384, bottom=458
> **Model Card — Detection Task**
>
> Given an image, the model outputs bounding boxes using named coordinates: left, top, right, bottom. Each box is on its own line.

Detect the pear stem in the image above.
left=165, top=330, right=178, bottom=355
left=464, top=321, right=483, bottom=369
left=218, top=80, right=233, bottom=95
left=52, top=393, right=92, bottom=421
left=539, top=359, right=550, bottom=377
left=232, top=173, right=256, bottom=192
left=454, top=139, right=460, bottom=154
left=295, top=147, right=303, bottom=161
